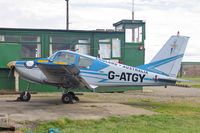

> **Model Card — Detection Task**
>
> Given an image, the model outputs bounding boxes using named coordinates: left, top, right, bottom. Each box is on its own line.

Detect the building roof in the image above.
left=113, top=19, right=145, bottom=27
left=0, top=27, right=123, bottom=34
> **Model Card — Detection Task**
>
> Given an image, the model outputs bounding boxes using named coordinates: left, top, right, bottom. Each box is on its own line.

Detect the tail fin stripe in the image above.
left=149, top=54, right=183, bottom=68
left=137, top=54, right=184, bottom=76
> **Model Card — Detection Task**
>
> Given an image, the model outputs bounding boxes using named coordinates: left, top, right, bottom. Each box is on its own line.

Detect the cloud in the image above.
left=0, top=0, right=199, bottom=62
left=135, top=5, right=200, bottom=62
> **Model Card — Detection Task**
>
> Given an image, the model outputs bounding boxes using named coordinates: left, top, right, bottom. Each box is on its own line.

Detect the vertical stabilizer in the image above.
left=138, top=35, right=189, bottom=77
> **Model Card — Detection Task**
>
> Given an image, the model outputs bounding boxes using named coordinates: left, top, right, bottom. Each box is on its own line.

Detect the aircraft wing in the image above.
left=36, top=63, right=92, bottom=90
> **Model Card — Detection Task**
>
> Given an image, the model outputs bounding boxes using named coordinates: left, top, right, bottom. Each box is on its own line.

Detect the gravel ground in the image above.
left=135, top=86, right=200, bottom=103
left=0, top=86, right=200, bottom=130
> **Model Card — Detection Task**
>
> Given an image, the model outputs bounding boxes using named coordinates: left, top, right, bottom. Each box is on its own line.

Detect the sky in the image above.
left=0, top=0, right=199, bottom=63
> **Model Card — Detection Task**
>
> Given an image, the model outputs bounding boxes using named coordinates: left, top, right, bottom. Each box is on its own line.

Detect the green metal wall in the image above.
left=0, top=43, right=21, bottom=68
left=0, top=69, right=14, bottom=91
left=123, top=44, right=144, bottom=66
left=19, top=79, right=61, bottom=92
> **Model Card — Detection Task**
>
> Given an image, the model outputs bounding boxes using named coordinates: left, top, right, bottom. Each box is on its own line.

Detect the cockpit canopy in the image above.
left=48, top=51, right=93, bottom=69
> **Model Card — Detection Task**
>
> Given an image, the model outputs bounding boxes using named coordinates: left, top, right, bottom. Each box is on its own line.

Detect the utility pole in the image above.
left=65, top=0, right=69, bottom=30
left=132, top=0, right=134, bottom=21
left=132, top=0, right=135, bottom=42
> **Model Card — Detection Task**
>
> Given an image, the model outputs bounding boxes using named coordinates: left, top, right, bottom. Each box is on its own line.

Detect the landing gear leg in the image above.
left=68, top=91, right=79, bottom=102
left=17, top=83, right=31, bottom=102
left=61, top=89, right=79, bottom=104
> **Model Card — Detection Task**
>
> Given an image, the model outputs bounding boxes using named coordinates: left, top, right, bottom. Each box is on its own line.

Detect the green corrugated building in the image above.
left=0, top=19, right=146, bottom=92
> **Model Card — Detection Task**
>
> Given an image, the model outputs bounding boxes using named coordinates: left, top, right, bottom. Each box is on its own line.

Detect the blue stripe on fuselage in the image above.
left=80, top=70, right=108, bottom=76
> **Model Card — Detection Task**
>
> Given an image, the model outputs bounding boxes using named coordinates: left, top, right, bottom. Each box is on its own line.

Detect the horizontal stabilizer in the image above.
left=157, top=77, right=189, bottom=83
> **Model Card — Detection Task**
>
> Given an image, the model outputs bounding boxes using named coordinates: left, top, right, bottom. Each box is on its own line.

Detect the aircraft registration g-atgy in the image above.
left=7, top=34, right=189, bottom=104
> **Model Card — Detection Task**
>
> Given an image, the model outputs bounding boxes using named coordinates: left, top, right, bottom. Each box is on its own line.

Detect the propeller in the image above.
left=7, top=61, right=16, bottom=78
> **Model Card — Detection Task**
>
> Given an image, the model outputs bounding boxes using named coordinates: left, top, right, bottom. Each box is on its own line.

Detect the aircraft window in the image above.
left=78, top=56, right=93, bottom=68
left=54, top=52, right=75, bottom=64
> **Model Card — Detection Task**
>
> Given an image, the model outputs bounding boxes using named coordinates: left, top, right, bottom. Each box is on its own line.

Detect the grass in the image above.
left=126, top=100, right=200, bottom=115
left=24, top=100, right=200, bottom=133
left=27, top=115, right=200, bottom=133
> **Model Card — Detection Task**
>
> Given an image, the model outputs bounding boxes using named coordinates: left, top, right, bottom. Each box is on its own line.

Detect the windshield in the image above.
left=48, top=52, right=58, bottom=61
left=51, top=51, right=75, bottom=64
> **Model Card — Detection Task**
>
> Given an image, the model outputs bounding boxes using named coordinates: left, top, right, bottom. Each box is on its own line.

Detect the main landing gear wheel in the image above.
left=19, top=91, right=31, bottom=102
left=61, top=92, right=79, bottom=104
left=62, top=93, right=73, bottom=104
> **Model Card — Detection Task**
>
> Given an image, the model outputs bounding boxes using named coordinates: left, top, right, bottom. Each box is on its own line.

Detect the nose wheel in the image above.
left=17, top=91, right=31, bottom=102
left=16, top=82, right=31, bottom=102
left=61, top=91, right=79, bottom=104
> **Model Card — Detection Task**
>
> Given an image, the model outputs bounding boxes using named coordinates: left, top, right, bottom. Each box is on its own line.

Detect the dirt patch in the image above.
left=0, top=93, right=156, bottom=130
left=0, top=99, right=156, bottom=122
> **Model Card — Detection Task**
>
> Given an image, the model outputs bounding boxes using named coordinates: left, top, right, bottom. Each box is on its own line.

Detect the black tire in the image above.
left=19, top=91, right=31, bottom=102
left=62, top=93, right=73, bottom=104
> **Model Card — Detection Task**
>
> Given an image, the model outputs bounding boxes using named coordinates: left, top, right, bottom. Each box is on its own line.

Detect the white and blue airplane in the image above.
left=7, top=34, right=189, bottom=104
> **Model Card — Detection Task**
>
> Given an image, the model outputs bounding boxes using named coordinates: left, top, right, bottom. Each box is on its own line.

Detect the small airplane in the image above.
left=7, top=34, right=189, bottom=104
